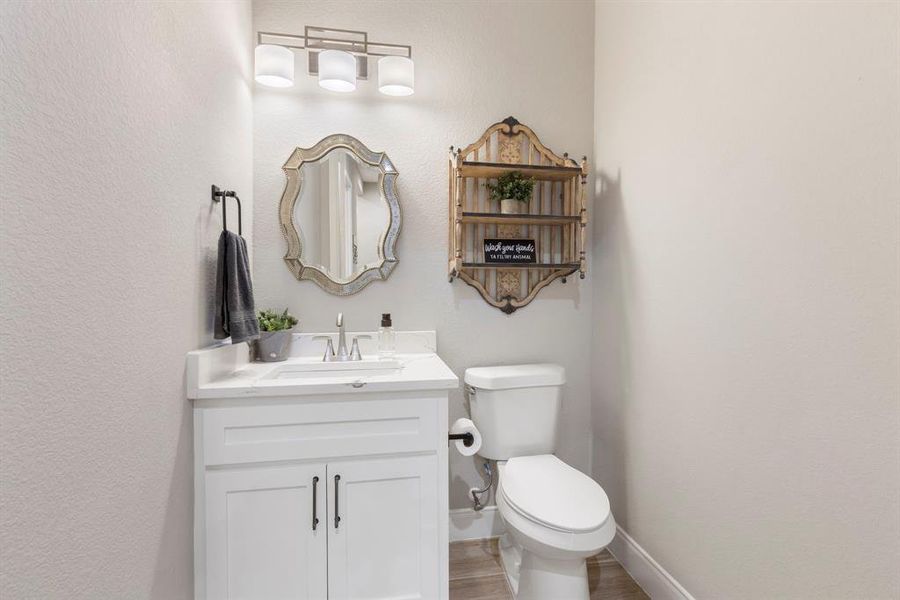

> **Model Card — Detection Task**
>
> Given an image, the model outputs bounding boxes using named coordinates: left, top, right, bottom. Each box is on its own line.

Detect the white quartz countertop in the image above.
left=190, top=353, right=458, bottom=399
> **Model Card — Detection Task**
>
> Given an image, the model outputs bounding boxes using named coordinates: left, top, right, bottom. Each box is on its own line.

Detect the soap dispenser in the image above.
left=378, top=313, right=395, bottom=358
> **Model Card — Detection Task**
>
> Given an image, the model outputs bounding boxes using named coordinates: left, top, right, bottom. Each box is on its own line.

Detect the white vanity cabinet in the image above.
left=187, top=334, right=457, bottom=600
left=192, top=389, right=450, bottom=600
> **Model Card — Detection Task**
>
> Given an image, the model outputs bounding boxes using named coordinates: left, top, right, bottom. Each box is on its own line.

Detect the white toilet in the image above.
left=465, top=364, right=616, bottom=600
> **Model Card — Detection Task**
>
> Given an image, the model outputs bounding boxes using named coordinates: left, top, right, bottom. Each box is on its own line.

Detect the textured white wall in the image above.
left=0, top=2, right=252, bottom=597
left=592, top=1, right=900, bottom=597
left=6, top=2, right=894, bottom=596
left=252, top=0, right=595, bottom=510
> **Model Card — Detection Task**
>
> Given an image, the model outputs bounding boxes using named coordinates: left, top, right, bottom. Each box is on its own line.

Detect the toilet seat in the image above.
left=499, top=455, right=611, bottom=533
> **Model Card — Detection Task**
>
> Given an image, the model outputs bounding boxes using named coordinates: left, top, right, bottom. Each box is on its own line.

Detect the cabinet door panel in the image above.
left=206, top=464, right=327, bottom=600
left=327, top=456, right=439, bottom=600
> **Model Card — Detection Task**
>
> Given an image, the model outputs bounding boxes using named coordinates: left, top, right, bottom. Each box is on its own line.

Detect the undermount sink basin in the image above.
left=261, top=358, right=402, bottom=381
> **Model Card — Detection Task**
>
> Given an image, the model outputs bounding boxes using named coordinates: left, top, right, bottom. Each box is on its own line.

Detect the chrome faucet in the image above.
left=335, top=312, right=349, bottom=361
left=315, top=313, right=369, bottom=362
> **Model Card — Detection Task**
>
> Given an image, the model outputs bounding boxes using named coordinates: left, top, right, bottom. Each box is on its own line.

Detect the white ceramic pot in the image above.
left=500, top=198, right=521, bottom=214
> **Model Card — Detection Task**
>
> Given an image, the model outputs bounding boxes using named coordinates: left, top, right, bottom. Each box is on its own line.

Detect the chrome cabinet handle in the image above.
left=312, top=476, right=319, bottom=531
left=334, top=474, right=341, bottom=529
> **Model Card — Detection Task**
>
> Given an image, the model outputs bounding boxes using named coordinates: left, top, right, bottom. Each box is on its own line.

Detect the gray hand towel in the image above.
left=214, top=230, right=260, bottom=343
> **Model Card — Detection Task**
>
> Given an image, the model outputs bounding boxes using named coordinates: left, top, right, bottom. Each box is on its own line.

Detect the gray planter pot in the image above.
left=255, top=329, right=294, bottom=362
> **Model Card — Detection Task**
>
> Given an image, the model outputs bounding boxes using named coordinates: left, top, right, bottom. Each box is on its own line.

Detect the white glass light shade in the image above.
left=254, top=44, right=294, bottom=88
left=318, top=50, right=357, bottom=92
left=378, top=56, right=414, bottom=96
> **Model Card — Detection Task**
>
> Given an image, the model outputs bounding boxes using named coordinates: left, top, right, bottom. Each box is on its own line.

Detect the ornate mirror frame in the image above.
left=279, top=134, right=401, bottom=296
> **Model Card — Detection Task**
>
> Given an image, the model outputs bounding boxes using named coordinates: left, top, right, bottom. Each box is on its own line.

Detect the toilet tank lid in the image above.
left=464, top=364, right=565, bottom=390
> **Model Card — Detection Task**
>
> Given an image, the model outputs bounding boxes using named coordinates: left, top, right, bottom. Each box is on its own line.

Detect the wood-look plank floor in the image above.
left=449, top=538, right=649, bottom=600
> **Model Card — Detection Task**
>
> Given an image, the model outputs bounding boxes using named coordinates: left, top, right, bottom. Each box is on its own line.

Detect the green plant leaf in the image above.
left=257, top=308, right=298, bottom=332
left=483, top=170, right=535, bottom=204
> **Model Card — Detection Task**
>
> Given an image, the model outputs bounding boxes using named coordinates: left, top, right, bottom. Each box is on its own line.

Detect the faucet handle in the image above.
left=349, top=335, right=371, bottom=361
left=313, top=335, right=335, bottom=362
left=336, top=312, right=343, bottom=328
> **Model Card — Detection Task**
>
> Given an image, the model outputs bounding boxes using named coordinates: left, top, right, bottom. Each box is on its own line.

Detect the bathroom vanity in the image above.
left=187, top=331, right=457, bottom=600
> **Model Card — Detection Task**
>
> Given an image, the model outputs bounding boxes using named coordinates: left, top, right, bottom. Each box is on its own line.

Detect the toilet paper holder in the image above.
left=448, top=432, right=474, bottom=447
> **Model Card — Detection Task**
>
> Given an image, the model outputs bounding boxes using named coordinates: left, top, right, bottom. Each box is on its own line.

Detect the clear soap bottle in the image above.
left=378, top=313, right=396, bottom=358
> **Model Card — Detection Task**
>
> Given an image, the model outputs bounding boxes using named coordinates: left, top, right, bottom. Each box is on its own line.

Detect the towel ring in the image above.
left=211, top=184, right=242, bottom=235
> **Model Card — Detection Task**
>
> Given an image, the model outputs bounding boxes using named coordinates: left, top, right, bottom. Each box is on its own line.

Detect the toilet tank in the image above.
left=464, top=364, right=566, bottom=460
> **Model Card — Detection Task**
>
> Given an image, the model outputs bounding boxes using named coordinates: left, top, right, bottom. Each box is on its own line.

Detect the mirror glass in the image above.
left=294, top=148, right=391, bottom=283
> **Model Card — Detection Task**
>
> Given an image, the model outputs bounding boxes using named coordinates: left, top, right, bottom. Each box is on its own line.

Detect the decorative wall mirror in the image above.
left=280, top=134, right=401, bottom=295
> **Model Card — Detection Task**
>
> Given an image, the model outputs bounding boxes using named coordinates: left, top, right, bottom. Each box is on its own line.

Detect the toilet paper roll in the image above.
left=450, top=418, right=482, bottom=456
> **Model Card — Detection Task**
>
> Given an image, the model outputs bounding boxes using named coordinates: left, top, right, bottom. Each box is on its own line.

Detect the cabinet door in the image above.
left=327, top=455, right=440, bottom=600
left=205, top=463, right=327, bottom=600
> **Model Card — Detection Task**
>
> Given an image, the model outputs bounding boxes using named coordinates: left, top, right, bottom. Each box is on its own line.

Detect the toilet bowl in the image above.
left=464, top=364, right=616, bottom=599
left=496, top=455, right=616, bottom=599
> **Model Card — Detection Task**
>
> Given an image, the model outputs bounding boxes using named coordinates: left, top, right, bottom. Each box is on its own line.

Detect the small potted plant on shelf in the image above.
left=255, top=308, right=298, bottom=362
left=485, top=171, right=535, bottom=215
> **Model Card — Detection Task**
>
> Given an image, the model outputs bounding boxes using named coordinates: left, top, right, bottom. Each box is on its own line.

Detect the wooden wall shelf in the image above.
left=461, top=262, right=581, bottom=270
left=460, top=212, right=580, bottom=226
left=448, top=116, right=588, bottom=314
left=459, top=161, right=582, bottom=182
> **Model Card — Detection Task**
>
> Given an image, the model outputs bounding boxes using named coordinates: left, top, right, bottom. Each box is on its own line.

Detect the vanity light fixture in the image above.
left=254, top=44, right=294, bottom=88
left=377, top=56, right=414, bottom=96
left=318, top=49, right=357, bottom=92
left=255, top=26, right=414, bottom=96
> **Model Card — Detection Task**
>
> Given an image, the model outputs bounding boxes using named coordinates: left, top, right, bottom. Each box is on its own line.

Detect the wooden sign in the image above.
left=484, top=239, right=536, bottom=264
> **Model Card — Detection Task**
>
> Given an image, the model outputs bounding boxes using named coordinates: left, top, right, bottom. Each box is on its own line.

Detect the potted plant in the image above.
left=255, top=308, right=298, bottom=362
left=485, top=171, right=535, bottom=214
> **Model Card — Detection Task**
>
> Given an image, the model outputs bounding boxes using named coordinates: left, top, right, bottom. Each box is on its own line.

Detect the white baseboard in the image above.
left=608, top=526, right=695, bottom=600
left=449, top=506, right=505, bottom=541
